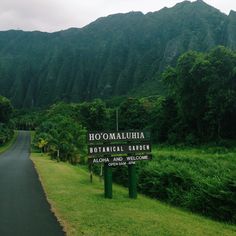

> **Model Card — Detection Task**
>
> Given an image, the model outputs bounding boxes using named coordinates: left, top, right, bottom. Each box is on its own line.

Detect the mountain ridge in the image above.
left=0, top=1, right=228, bottom=35
left=0, top=0, right=235, bottom=107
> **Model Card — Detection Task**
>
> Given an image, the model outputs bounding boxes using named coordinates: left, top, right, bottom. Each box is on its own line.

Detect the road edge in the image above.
left=0, top=131, right=18, bottom=155
left=30, top=154, right=69, bottom=236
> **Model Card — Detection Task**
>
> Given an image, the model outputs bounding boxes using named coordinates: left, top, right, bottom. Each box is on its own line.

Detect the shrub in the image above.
left=110, top=152, right=235, bottom=223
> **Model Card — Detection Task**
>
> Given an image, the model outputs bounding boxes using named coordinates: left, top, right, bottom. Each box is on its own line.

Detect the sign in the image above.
left=88, top=154, right=152, bottom=164
left=87, top=130, right=152, bottom=199
left=87, top=130, right=152, bottom=167
left=88, top=143, right=151, bottom=155
left=87, top=131, right=150, bottom=143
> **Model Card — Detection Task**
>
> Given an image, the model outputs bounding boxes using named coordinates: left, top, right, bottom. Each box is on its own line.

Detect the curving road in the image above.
left=0, top=131, right=65, bottom=236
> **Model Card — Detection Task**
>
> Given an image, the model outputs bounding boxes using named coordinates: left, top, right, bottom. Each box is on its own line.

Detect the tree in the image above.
left=0, top=96, right=13, bottom=123
left=162, top=46, right=236, bottom=142
left=0, top=96, right=14, bottom=145
left=77, top=99, right=108, bottom=131
left=205, top=47, right=236, bottom=139
left=34, top=111, right=87, bottom=164
left=38, top=138, right=48, bottom=153
left=118, top=97, right=148, bottom=130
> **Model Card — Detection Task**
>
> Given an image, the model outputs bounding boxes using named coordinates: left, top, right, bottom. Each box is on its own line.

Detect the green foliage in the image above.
left=162, top=46, right=236, bottom=142
left=76, top=99, right=108, bottom=131
left=100, top=146, right=236, bottom=223
left=205, top=47, right=236, bottom=139
left=12, top=110, right=44, bottom=130
left=139, top=164, right=194, bottom=202
left=119, top=98, right=149, bottom=130
left=0, top=124, right=14, bottom=145
left=32, top=154, right=236, bottom=236
left=33, top=103, right=87, bottom=164
left=135, top=147, right=236, bottom=223
left=0, top=95, right=13, bottom=123
left=23, top=93, right=236, bottom=223
left=0, top=95, right=14, bottom=145
left=1, top=1, right=236, bottom=226
left=0, top=1, right=236, bottom=107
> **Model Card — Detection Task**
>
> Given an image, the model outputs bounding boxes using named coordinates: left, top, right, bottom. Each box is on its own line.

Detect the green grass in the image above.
left=0, top=131, right=18, bottom=154
left=31, top=153, right=236, bottom=236
left=151, top=145, right=236, bottom=179
left=151, top=146, right=236, bottom=181
left=152, top=145, right=236, bottom=160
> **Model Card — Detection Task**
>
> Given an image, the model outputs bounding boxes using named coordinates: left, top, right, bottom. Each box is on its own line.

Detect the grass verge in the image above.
left=31, top=153, right=236, bottom=236
left=0, top=131, right=18, bottom=154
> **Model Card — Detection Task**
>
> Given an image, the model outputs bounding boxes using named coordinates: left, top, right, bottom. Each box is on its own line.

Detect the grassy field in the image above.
left=151, top=145, right=236, bottom=184
left=0, top=131, right=18, bottom=154
left=152, top=145, right=236, bottom=161
left=31, top=153, right=236, bottom=236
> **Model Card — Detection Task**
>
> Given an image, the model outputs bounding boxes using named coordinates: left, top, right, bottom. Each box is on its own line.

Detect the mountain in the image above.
left=0, top=0, right=235, bottom=107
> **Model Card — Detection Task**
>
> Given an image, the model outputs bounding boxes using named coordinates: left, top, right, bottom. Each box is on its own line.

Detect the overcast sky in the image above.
left=0, top=0, right=235, bottom=32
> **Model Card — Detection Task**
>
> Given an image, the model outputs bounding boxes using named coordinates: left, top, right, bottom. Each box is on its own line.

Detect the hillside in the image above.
left=0, top=0, right=236, bottom=107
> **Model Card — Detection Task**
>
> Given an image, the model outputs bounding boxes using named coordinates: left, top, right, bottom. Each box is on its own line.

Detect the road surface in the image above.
left=0, top=131, right=65, bottom=236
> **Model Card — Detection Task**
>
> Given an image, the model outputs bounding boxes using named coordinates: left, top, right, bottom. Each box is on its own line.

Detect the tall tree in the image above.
left=163, top=46, right=236, bottom=142
left=205, top=46, right=236, bottom=139
left=118, top=98, right=148, bottom=130
left=0, top=96, right=13, bottom=123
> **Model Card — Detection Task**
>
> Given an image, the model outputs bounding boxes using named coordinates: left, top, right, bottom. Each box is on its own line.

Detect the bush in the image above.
left=34, top=113, right=87, bottom=164
left=191, top=176, right=236, bottom=223
left=0, top=124, right=14, bottom=145
left=138, top=164, right=194, bottom=205
left=110, top=152, right=235, bottom=223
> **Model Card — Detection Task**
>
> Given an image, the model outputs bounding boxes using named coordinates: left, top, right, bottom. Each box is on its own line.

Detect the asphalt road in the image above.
left=0, top=131, right=65, bottom=236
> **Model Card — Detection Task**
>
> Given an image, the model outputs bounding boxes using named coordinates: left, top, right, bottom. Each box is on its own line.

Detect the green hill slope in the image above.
left=31, top=154, right=236, bottom=236
left=0, top=0, right=236, bottom=107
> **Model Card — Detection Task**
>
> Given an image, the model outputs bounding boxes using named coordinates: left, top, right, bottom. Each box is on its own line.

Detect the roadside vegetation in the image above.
left=0, top=131, right=18, bottom=154
left=109, top=146, right=236, bottom=223
left=10, top=47, right=235, bottom=223
left=0, top=95, right=14, bottom=148
left=31, top=153, right=236, bottom=236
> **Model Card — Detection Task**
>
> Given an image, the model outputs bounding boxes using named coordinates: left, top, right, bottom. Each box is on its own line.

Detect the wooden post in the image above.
left=128, top=163, right=137, bottom=199
left=89, top=163, right=93, bottom=183
left=104, top=163, right=112, bottom=198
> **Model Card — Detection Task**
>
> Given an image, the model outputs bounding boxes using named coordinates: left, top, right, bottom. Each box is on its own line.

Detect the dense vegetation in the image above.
left=31, top=154, right=236, bottom=236
left=30, top=47, right=236, bottom=223
left=0, top=95, right=13, bottom=145
left=162, top=46, right=236, bottom=142
left=111, top=147, right=236, bottom=223
left=33, top=103, right=87, bottom=164
left=1, top=1, right=236, bottom=107
left=0, top=0, right=235, bottom=229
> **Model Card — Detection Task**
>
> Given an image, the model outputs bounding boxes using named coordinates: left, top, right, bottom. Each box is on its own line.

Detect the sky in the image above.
left=0, top=0, right=235, bottom=32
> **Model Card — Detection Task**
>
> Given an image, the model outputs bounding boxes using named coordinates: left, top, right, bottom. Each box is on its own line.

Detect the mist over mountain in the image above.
left=0, top=0, right=236, bottom=107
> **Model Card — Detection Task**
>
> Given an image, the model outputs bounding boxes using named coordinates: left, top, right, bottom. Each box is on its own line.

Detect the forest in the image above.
left=0, top=0, right=236, bottom=107
left=1, top=46, right=234, bottom=223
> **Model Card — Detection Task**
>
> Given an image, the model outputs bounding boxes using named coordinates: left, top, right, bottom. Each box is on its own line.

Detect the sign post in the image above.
left=104, top=162, right=112, bottom=198
left=87, top=131, right=151, bottom=199
left=128, top=164, right=137, bottom=198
